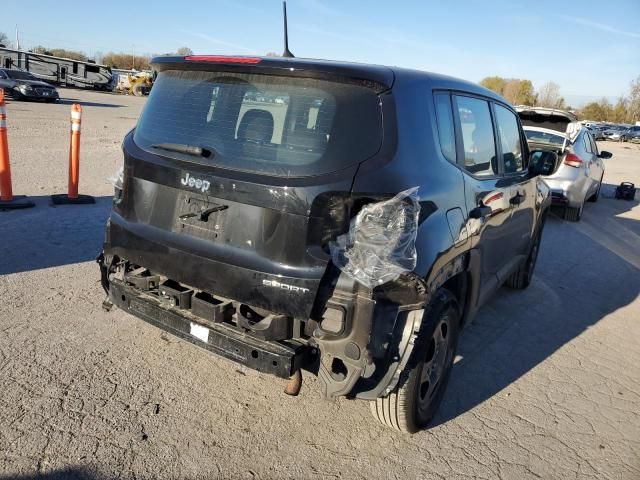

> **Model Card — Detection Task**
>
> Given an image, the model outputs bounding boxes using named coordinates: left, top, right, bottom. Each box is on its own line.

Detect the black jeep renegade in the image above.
left=98, top=55, right=552, bottom=433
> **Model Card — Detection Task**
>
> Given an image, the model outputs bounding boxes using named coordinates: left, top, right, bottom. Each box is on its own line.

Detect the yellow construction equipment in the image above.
left=115, top=71, right=153, bottom=96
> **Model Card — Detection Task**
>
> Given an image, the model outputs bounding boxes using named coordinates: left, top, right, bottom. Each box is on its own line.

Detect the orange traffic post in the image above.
left=51, top=103, right=95, bottom=205
left=0, top=88, right=35, bottom=211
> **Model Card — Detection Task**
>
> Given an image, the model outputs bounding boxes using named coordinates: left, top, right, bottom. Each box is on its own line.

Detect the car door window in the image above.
left=589, top=133, right=598, bottom=155
left=433, top=92, right=456, bottom=163
left=455, top=96, right=498, bottom=177
left=583, top=132, right=593, bottom=154
left=494, top=104, right=524, bottom=173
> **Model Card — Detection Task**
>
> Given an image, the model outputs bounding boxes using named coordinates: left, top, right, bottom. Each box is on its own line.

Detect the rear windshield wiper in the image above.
left=151, top=143, right=214, bottom=158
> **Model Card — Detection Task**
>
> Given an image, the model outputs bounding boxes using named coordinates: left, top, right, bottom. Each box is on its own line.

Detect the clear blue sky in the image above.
left=2, top=0, right=639, bottom=106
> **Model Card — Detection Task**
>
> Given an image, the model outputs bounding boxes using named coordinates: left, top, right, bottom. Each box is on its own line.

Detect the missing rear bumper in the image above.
left=109, top=279, right=307, bottom=378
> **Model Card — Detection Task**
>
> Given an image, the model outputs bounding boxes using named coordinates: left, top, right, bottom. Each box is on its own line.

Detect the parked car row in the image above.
left=584, top=122, right=640, bottom=142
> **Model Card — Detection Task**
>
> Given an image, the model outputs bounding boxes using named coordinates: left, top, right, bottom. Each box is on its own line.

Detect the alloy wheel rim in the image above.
left=418, top=315, right=452, bottom=412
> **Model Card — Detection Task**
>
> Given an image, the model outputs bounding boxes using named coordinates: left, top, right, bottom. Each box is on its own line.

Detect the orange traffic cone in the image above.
left=0, top=89, right=35, bottom=210
left=51, top=103, right=95, bottom=205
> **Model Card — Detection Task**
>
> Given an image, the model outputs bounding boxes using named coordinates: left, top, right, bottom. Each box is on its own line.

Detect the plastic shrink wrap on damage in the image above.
left=107, top=166, right=124, bottom=191
left=329, top=187, right=420, bottom=289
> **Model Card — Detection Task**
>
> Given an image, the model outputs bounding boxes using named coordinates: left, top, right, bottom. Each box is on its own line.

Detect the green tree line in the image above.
left=480, top=75, right=640, bottom=123
left=479, top=76, right=565, bottom=108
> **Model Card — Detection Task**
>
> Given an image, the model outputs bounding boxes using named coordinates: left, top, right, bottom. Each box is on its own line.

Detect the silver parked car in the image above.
left=517, top=107, right=612, bottom=221
left=603, top=125, right=630, bottom=142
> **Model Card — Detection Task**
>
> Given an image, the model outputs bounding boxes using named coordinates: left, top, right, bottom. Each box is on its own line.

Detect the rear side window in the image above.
left=589, top=134, right=598, bottom=155
left=494, top=105, right=524, bottom=173
left=434, top=93, right=456, bottom=163
left=134, top=70, right=383, bottom=177
left=454, top=96, right=498, bottom=177
left=524, top=129, right=565, bottom=146
left=583, top=133, right=593, bottom=153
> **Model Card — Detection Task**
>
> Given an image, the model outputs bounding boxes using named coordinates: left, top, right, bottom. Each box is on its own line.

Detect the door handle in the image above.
left=469, top=205, right=492, bottom=219
left=509, top=193, right=525, bottom=206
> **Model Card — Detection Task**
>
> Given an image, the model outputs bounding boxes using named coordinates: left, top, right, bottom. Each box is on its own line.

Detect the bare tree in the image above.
left=175, top=47, right=193, bottom=56
left=0, top=31, right=9, bottom=46
left=502, top=79, right=536, bottom=105
left=536, top=82, right=565, bottom=109
left=102, top=52, right=151, bottom=70
left=612, top=97, right=629, bottom=123
left=627, top=75, right=640, bottom=124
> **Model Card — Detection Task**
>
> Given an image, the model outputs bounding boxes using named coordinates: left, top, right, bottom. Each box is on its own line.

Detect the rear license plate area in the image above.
left=177, top=197, right=228, bottom=237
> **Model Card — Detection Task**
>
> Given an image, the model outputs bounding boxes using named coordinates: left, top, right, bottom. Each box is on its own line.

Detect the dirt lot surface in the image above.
left=1, top=89, right=639, bottom=480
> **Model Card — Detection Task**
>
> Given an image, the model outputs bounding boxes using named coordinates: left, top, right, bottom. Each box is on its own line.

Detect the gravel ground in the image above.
left=1, top=89, right=639, bottom=480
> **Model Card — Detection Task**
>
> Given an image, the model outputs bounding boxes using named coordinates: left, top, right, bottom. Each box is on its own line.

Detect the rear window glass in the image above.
left=524, top=129, right=565, bottom=146
left=134, top=70, right=383, bottom=177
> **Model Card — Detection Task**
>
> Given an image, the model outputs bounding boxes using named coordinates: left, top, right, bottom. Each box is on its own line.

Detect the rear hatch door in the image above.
left=111, top=56, right=393, bottom=318
left=516, top=107, right=576, bottom=134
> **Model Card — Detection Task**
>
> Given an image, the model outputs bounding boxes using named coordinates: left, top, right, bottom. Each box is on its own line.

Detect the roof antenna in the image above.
left=282, top=1, right=294, bottom=58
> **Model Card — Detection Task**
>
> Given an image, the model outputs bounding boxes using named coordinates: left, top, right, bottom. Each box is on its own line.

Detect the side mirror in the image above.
left=598, top=151, right=612, bottom=159
left=529, top=150, right=558, bottom=177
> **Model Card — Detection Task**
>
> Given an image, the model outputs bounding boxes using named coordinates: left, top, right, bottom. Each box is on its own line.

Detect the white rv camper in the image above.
left=0, top=47, right=114, bottom=90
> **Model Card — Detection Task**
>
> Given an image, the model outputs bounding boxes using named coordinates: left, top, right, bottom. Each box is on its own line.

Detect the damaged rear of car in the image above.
left=99, top=55, right=550, bottom=433
left=98, top=55, right=424, bottom=401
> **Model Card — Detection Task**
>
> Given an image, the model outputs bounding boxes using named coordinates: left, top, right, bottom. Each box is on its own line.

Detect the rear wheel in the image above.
left=370, top=288, right=460, bottom=433
left=588, top=176, right=603, bottom=203
left=564, top=201, right=584, bottom=222
left=505, top=223, right=543, bottom=289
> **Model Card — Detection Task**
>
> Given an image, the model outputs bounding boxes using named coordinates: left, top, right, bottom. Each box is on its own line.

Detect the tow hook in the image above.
left=102, top=298, right=114, bottom=312
left=284, top=370, right=302, bottom=396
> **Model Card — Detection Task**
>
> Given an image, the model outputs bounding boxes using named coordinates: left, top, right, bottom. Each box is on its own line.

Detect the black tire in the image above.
left=588, top=176, right=603, bottom=203
left=370, top=288, right=460, bottom=433
left=505, top=223, right=543, bottom=289
left=564, top=201, right=583, bottom=222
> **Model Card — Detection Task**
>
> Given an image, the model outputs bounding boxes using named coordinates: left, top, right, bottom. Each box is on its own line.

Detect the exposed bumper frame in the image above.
left=108, top=278, right=307, bottom=379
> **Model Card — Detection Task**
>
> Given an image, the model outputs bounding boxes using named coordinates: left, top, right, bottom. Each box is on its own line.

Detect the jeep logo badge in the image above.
left=181, top=173, right=211, bottom=193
